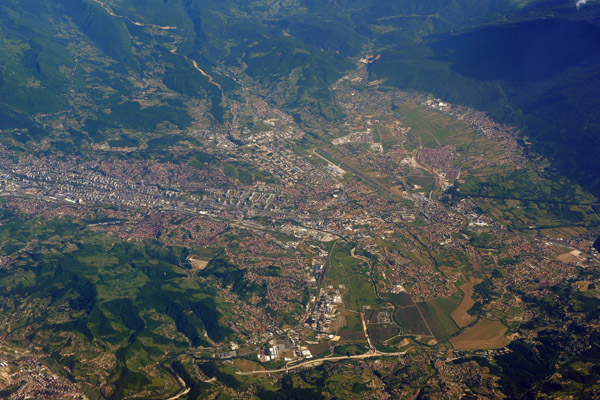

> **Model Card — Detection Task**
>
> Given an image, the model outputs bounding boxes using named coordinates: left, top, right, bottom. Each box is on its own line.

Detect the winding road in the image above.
left=90, top=0, right=223, bottom=95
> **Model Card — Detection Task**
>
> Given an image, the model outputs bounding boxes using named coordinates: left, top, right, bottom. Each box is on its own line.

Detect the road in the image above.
left=236, top=350, right=405, bottom=375
left=89, top=0, right=223, bottom=97
left=165, top=387, right=190, bottom=400
left=360, top=311, right=374, bottom=351
left=190, top=59, right=223, bottom=92
left=90, top=0, right=177, bottom=30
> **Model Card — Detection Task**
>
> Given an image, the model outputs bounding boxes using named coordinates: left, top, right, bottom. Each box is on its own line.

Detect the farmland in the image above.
left=450, top=279, right=481, bottom=328
left=450, top=319, right=512, bottom=350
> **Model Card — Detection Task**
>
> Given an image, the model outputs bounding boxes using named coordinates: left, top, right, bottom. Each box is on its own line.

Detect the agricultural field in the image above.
left=325, top=242, right=384, bottom=311
left=450, top=319, right=512, bottom=350
left=367, top=324, right=400, bottom=342
left=395, top=306, right=431, bottom=336
left=387, top=293, right=414, bottom=308
left=374, top=124, right=400, bottom=150
left=450, top=279, right=481, bottom=328
left=420, top=295, right=462, bottom=341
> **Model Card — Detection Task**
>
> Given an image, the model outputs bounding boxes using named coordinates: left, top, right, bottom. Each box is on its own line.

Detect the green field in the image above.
left=344, top=312, right=364, bottom=333
left=368, top=324, right=400, bottom=342
left=395, top=306, right=430, bottom=336
left=420, top=295, right=461, bottom=341
left=387, top=293, right=414, bottom=307
left=326, top=242, right=384, bottom=311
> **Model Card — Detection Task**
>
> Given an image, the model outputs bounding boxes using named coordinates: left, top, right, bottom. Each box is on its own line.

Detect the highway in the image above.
left=236, top=350, right=406, bottom=375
